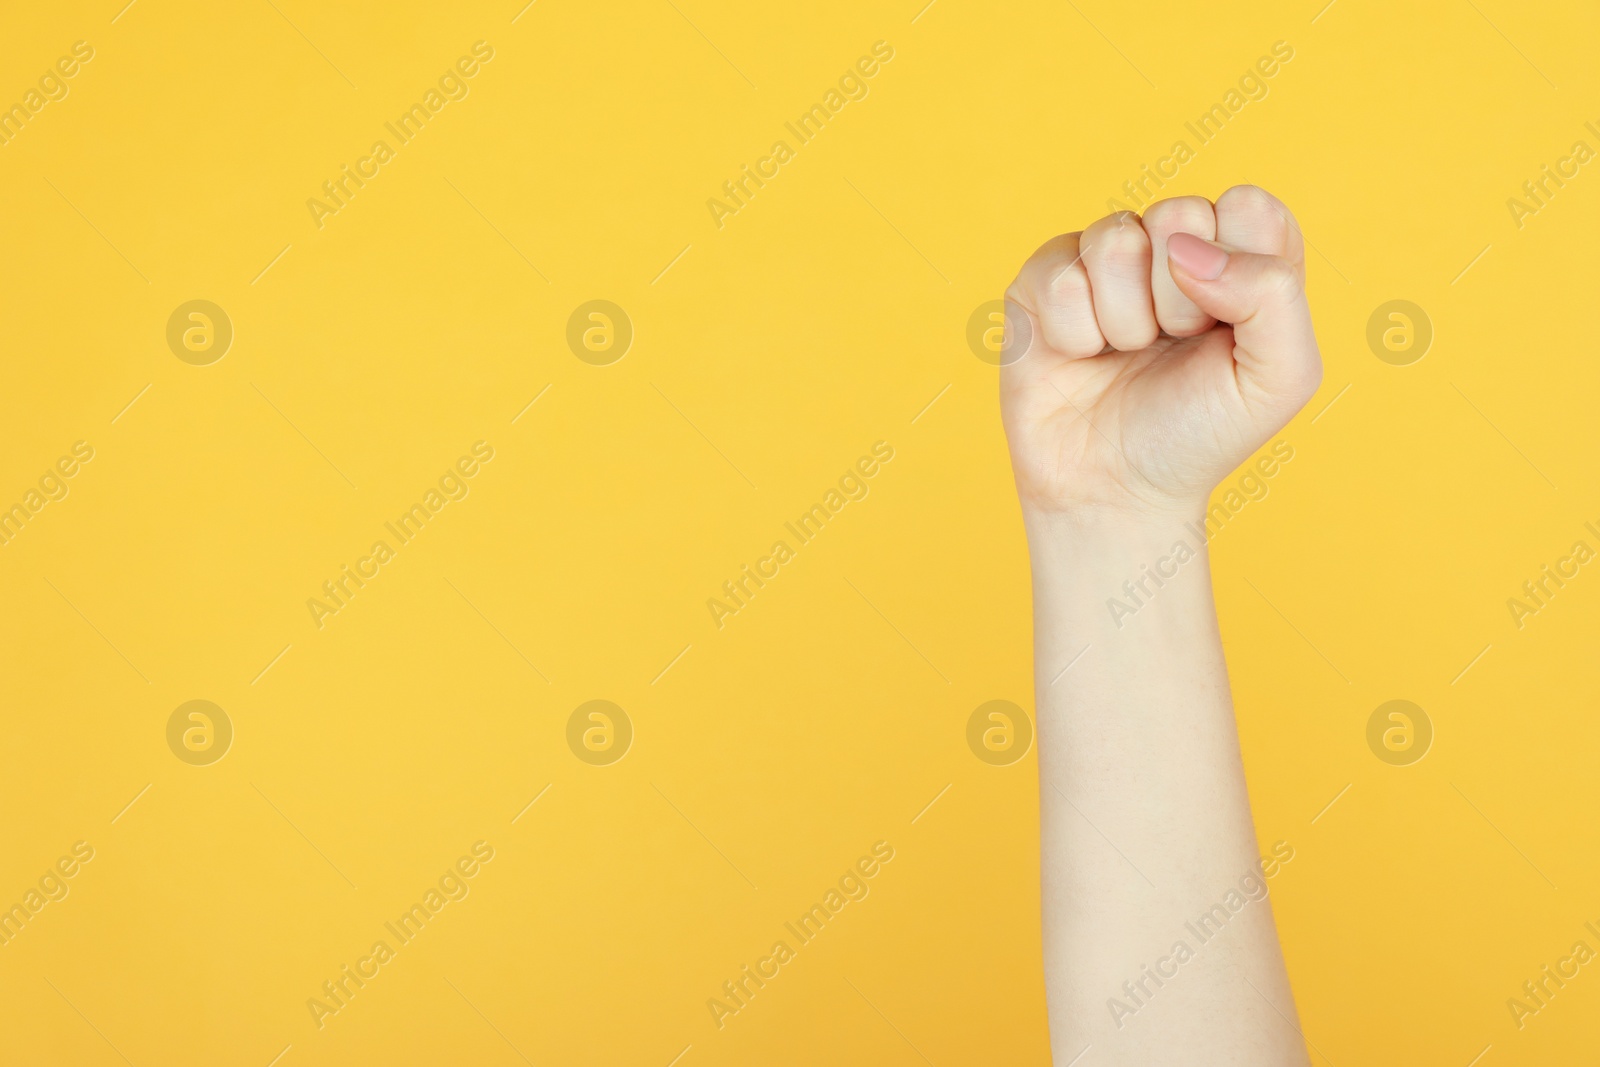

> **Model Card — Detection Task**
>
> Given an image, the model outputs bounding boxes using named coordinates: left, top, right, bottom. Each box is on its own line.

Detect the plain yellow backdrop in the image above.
left=1, top=1, right=1597, bottom=1064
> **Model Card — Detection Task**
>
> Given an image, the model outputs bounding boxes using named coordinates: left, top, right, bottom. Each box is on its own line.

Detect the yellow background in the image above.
left=1, top=0, right=1596, bottom=1064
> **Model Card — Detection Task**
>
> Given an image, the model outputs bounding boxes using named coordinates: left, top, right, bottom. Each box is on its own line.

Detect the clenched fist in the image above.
left=1001, top=185, right=1321, bottom=519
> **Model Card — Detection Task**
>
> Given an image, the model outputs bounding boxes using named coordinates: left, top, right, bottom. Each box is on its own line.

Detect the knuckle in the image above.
left=1258, top=257, right=1304, bottom=301
left=1087, top=211, right=1147, bottom=244
left=1028, top=231, right=1080, bottom=263
left=1084, top=217, right=1151, bottom=271
left=1217, top=184, right=1300, bottom=237
left=1144, top=195, right=1214, bottom=235
left=1043, top=262, right=1091, bottom=308
left=1011, top=232, right=1082, bottom=311
left=1218, top=183, right=1276, bottom=211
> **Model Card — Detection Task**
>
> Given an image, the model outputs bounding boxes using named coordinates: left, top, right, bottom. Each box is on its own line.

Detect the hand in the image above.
left=1000, top=185, right=1322, bottom=520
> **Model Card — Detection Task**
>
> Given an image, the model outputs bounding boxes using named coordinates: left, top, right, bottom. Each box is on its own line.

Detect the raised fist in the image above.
left=1001, top=185, right=1322, bottom=519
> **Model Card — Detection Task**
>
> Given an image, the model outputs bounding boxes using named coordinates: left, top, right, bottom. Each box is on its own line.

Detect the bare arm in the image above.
left=1000, top=187, right=1320, bottom=1064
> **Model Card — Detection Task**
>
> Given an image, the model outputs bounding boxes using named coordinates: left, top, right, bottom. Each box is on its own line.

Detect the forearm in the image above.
left=1030, top=506, right=1306, bottom=1065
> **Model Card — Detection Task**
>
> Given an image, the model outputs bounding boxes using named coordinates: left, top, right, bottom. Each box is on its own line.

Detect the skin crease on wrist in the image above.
left=1001, top=186, right=1319, bottom=1064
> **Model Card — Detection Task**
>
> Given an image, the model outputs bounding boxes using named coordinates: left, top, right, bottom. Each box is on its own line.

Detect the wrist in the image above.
left=1022, top=499, right=1221, bottom=647
left=1021, top=498, right=1216, bottom=607
left=1020, top=497, right=1207, bottom=545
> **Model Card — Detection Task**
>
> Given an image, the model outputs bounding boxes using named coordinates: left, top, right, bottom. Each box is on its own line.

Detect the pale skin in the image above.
left=1001, top=186, right=1320, bottom=1064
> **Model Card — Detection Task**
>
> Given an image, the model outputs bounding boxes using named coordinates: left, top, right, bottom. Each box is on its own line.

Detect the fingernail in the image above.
left=1167, top=232, right=1228, bottom=281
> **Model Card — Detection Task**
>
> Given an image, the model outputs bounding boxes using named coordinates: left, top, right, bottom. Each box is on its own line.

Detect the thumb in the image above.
left=1166, top=231, right=1322, bottom=411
